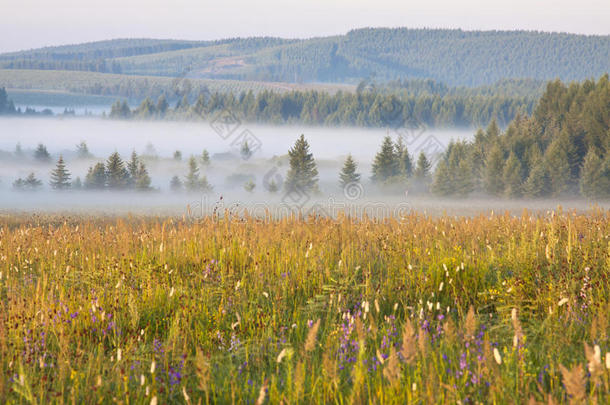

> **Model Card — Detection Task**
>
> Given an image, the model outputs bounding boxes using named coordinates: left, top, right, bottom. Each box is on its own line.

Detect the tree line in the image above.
left=111, top=86, right=534, bottom=128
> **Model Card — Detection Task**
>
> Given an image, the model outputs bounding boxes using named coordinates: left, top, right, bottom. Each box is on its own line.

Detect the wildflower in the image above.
left=150, top=360, right=156, bottom=374
left=262, top=291, right=269, bottom=298
left=606, top=352, right=610, bottom=369
left=150, top=396, right=157, bottom=405
left=493, top=348, right=502, bottom=365
left=140, top=374, right=145, bottom=386
left=117, top=348, right=122, bottom=362
left=169, top=287, right=175, bottom=297
left=182, top=386, right=190, bottom=402
left=558, top=297, right=569, bottom=307
left=412, top=382, right=417, bottom=392
left=439, top=282, right=444, bottom=292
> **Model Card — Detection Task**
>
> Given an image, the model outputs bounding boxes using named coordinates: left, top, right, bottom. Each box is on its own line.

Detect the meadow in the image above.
left=0, top=209, right=608, bottom=404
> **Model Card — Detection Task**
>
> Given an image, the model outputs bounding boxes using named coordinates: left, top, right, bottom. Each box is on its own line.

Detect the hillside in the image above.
left=1, top=28, right=608, bottom=86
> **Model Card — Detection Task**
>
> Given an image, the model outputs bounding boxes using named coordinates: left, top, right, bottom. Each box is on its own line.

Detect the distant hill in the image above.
left=1, top=28, right=608, bottom=86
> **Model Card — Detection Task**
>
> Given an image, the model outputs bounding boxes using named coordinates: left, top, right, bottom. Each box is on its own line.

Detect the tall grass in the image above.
left=0, top=209, right=608, bottom=403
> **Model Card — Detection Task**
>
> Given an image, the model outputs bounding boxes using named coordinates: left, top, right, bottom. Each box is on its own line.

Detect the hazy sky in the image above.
left=1, top=0, right=609, bottom=53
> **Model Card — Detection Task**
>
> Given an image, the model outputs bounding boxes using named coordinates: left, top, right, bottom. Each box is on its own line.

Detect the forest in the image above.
left=1, top=28, right=608, bottom=86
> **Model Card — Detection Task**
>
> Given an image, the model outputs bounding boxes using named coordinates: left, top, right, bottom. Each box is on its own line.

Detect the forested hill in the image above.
left=1, top=28, right=608, bottom=86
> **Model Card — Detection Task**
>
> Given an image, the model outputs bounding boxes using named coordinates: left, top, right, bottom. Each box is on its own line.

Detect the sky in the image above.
left=1, top=0, right=609, bottom=53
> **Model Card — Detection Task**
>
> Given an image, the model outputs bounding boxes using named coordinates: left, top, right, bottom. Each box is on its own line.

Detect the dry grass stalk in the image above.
left=304, top=319, right=321, bottom=352
left=559, top=364, right=586, bottom=404
left=465, top=306, right=477, bottom=340
left=383, top=347, right=401, bottom=386
left=401, top=318, right=417, bottom=364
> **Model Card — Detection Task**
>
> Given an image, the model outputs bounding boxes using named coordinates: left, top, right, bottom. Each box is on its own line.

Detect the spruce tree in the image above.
left=72, top=177, right=82, bottom=189
left=135, top=163, right=152, bottom=191
left=170, top=175, right=183, bottom=191
left=105, top=152, right=129, bottom=189
left=431, top=160, right=453, bottom=196
left=24, top=173, right=43, bottom=190
left=34, top=144, right=51, bottom=162
left=580, top=149, right=610, bottom=198
left=371, top=136, right=399, bottom=183
left=240, top=141, right=252, bottom=160
left=284, top=134, right=319, bottom=194
left=484, top=143, right=505, bottom=196
left=201, top=150, right=211, bottom=166
left=544, top=137, right=571, bottom=195
left=339, top=154, right=361, bottom=188
left=50, top=155, right=71, bottom=190
left=85, top=163, right=107, bottom=189
left=76, top=141, right=92, bottom=159
left=185, top=156, right=201, bottom=191
left=524, top=162, right=552, bottom=198
left=127, top=150, right=139, bottom=186
left=414, top=152, right=431, bottom=181
left=503, top=152, right=523, bottom=198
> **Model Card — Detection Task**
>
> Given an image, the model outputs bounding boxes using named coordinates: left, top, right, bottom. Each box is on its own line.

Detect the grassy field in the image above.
left=0, top=69, right=355, bottom=102
left=0, top=210, right=608, bottom=403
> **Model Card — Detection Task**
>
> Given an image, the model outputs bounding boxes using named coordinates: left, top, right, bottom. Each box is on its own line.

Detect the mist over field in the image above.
left=0, top=117, right=607, bottom=216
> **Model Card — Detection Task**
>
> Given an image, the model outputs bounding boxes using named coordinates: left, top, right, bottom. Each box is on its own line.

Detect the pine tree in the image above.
left=431, top=160, right=453, bottom=195
left=395, top=136, right=413, bottom=177
left=455, top=159, right=474, bottom=196
left=85, top=163, right=107, bottom=189
left=524, top=162, right=552, bottom=198
left=135, top=163, right=152, bottom=191
left=267, top=179, right=279, bottom=193
left=503, top=152, right=523, bottom=198
left=284, top=134, right=319, bottom=194
left=544, top=137, right=572, bottom=195
left=339, top=154, right=361, bottom=188
left=185, top=156, right=201, bottom=191
left=24, top=173, right=43, bottom=190
left=170, top=175, right=183, bottom=191
left=156, top=95, right=169, bottom=116
left=127, top=150, right=139, bottom=186
left=201, top=150, right=211, bottom=166
left=580, top=149, right=610, bottom=198
left=34, top=144, right=51, bottom=162
left=371, top=136, right=399, bottom=183
left=484, top=143, right=505, bottom=196
left=72, top=177, right=82, bottom=189
left=76, top=141, right=92, bottom=159
left=414, top=152, right=431, bottom=181
left=240, top=141, right=252, bottom=160
left=13, top=173, right=42, bottom=191
left=105, top=152, right=129, bottom=189
left=50, top=155, right=71, bottom=190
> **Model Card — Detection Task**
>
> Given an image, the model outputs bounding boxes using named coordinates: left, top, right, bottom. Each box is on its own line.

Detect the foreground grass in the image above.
left=0, top=210, right=608, bottom=403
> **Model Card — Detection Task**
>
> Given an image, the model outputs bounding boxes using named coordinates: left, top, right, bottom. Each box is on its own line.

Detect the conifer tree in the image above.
left=105, top=152, right=129, bottom=189
left=127, top=151, right=139, bottom=186
left=50, top=155, right=71, bottom=190
left=201, top=150, right=211, bottom=166
left=431, top=160, right=453, bottom=195
left=339, top=154, right=361, bottom=188
left=135, top=163, right=152, bottom=191
left=544, top=137, right=571, bottom=195
left=85, top=163, right=107, bottom=189
left=414, top=152, right=432, bottom=181
left=502, top=152, right=523, bottom=198
left=240, top=141, right=253, bottom=160
left=170, top=175, right=183, bottom=191
left=484, top=143, right=505, bottom=196
left=580, top=149, right=610, bottom=198
left=76, top=141, right=92, bottom=159
left=524, top=162, right=552, bottom=198
left=13, top=173, right=42, bottom=190
left=34, top=143, right=51, bottom=162
left=72, top=177, right=82, bottom=189
left=185, top=156, right=201, bottom=191
left=284, top=134, right=319, bottom=194
left=371, top=136, right=399, bottom=183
